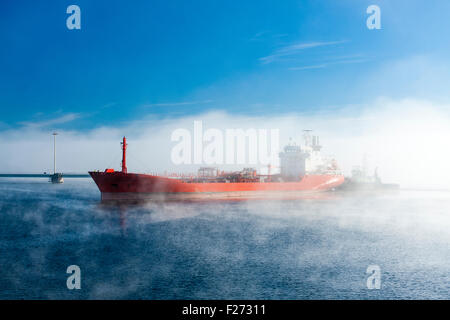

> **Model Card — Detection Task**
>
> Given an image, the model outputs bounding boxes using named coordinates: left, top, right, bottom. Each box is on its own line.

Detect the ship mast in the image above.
left=303, top=129, right=312, bottom=146
left=52, top=132, right=58, bottom=174
left=121, top=136, right=127, bottom=173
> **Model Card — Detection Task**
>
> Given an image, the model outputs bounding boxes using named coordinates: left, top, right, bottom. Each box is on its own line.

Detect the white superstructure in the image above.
left=279, top=131, right=339, bottom=180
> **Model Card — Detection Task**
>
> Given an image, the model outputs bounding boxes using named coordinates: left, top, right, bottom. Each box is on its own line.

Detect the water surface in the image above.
left=0, top=178, right=448, bottom=299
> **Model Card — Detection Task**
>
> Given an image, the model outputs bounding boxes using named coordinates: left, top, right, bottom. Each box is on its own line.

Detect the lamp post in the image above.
left=53, top=132, right=58, bottom=174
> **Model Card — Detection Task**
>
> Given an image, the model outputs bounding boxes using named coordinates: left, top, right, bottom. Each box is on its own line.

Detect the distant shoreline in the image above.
left=0, top=174, right=90, bottom=178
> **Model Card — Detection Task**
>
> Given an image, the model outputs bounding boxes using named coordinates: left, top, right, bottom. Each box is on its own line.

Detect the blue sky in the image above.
left=1, top=0, right=450, bottom=129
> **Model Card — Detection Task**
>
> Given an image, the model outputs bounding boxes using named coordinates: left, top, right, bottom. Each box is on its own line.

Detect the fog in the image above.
left=2, top=177, right=449, bottom=299
left=1, top=97, right=450, bottom=189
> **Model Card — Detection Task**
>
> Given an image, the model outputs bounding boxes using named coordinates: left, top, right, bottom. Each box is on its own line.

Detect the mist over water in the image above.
left=0, top=178, right=449, bottom=299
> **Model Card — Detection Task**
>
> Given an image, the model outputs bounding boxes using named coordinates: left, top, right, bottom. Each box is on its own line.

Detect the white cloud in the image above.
left=1, top=98, right=450, bottom=189
left=259, top=40, right=347, bottom=64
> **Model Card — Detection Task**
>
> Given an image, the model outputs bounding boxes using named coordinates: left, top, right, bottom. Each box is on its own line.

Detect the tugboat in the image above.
left=50, top=132, right=64, bottom=184
left=338, top=157, right=399, bottom=191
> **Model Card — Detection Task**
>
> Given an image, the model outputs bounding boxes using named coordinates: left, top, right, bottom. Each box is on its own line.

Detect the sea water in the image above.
left=0, top=178, right=448, bottom=299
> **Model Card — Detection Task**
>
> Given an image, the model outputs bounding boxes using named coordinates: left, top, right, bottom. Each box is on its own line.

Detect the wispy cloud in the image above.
left=145, top=100, right=213, bottom=107
left=288, top=64, right=327, bottom=71
left=250, top=31, right=269, bottom=41
left=250, top=31, right=288, bottom=42
left=18, top=113, right=81, bottom=128
left=259, top=40, right=347, bottom=64
left=288, top=58, right=369, bottom=71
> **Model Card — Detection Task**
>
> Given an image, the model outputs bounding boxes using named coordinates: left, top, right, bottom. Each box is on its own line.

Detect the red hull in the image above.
left=89, top=171, right=345, bottom=201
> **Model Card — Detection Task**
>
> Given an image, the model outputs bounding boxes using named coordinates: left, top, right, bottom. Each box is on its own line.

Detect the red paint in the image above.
left=121, top=137, right=127, bottom=174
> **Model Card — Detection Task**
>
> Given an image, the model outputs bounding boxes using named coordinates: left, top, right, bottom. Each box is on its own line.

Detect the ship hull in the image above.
left=89, top=172, right=345, bottom=201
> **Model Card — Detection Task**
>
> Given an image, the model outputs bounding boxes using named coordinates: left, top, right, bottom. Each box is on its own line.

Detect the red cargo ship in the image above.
left=89, top=136, right=344, bottom=201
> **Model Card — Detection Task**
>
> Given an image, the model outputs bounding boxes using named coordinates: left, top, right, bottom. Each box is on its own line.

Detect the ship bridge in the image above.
left=279, top=144, right=309, bottom=181
left=279, top=132, right=330, bottom=180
